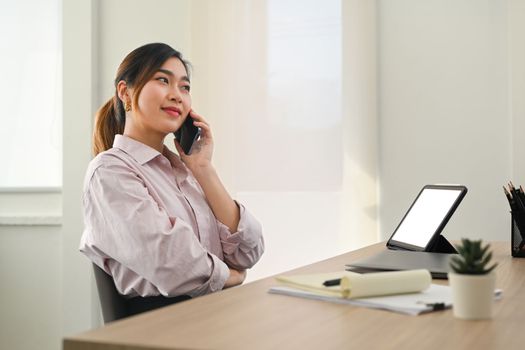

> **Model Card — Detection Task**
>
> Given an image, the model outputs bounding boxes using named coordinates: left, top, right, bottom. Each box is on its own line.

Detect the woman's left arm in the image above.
left=190, top=163, right=240, bottom=232
left=176, top=110, right=239, bottom=232
left=177, top=110, right=264, bottom=270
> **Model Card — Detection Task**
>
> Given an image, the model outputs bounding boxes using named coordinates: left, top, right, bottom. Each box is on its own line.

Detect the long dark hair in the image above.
left=93, top=43, right=190, bottom=155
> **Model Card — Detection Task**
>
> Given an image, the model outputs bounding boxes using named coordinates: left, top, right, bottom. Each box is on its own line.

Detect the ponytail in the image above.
left=93, top=96, right=125, bottom=156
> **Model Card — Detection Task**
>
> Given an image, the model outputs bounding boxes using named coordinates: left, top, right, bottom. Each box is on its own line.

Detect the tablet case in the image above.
left=346, top=250, right=452, bottom=279
left=385, top=184, right=467, bottom=253
left=425, top=234, right=457, bottom=254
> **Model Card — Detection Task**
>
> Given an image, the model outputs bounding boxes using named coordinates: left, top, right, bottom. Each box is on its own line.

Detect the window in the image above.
left=0, top=0, right=62, bottom=188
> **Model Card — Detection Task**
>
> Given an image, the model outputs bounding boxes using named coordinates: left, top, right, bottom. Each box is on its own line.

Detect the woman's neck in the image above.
left=123, top=130, right=165, bottom=153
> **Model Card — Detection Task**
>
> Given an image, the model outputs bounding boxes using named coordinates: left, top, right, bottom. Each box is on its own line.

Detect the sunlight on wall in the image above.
left=189, top=0, right=379, bottom=281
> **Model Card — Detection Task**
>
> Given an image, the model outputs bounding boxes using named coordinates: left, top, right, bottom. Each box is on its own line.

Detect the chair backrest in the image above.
left=92, top=263, right=128, bottom=323
left=92, top=263, right=192, bottom=324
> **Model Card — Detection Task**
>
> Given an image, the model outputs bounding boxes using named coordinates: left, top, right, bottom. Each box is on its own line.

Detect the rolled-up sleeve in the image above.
left=217, top=202, right=265, bottom=270
left=81, top=160, right=230, bottom=298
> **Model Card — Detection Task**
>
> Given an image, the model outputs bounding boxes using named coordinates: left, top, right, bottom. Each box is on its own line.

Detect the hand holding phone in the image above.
left=174, top=115, right=201, bottom=155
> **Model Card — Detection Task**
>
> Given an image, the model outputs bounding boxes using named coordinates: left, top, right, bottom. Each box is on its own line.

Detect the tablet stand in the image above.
left=425, top=235, right=457, bottom=254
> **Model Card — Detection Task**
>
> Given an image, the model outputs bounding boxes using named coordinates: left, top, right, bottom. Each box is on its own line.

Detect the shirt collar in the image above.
left=113, top=135, right=161, bottom=165
left=162, top=146, right=191, bottom=178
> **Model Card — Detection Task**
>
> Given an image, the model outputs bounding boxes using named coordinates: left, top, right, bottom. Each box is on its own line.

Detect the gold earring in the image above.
left=125, top=101, right=131, bottom=112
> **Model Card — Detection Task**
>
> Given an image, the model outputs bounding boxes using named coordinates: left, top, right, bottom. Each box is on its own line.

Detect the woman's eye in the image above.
left=157, top=77, right=169, bottom=84
left=181, top=85, right=191, bottom=92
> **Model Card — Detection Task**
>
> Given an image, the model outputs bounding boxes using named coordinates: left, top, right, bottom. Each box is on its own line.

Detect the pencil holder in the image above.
left=511, top=213, right=525, bottom=257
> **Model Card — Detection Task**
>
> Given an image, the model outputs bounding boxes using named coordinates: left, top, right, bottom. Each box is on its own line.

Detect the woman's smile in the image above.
left=162, top=106, right=182, bottom=118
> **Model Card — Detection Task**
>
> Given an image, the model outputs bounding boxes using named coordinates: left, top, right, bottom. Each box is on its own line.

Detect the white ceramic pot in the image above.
left=448, top=272, right=495, bottom=320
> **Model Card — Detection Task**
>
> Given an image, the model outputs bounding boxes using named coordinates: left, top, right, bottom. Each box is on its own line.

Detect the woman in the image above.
left=80, top=43, right=264, bottom=303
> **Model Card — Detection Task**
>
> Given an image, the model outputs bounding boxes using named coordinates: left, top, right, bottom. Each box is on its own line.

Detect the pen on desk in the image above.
left=427, top=302, right=446, bottom=311
left=323, top=278, right=341, bottom=287
left=416, top=301, right=447, bottom=311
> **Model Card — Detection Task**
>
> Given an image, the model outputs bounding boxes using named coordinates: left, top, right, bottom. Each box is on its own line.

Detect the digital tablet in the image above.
left=386, top=184, right=467, bottom=252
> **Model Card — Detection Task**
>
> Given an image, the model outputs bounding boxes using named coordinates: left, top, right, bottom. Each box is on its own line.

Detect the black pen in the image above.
left=518, top=186, right=525, bottom=207
left=504, top=186, right=512, bottom=206
left=510, top=182, right=524, bottom=208
left=322, top=278, right=341, bottom=287
left=426, top=302, right=446, bottom=311
left=509, top=183, right=525, bottom=240
left=417, top=301, right=447, bottom=311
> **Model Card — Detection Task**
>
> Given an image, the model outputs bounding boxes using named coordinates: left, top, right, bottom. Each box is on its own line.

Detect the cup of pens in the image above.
left=503, top=182, right=525, bottom=257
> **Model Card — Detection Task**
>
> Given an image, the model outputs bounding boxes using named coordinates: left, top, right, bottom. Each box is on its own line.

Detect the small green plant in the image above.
left=450, top=238, right=497, bottom=275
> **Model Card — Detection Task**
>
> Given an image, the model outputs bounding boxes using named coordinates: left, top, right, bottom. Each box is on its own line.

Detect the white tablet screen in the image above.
left=390, top=188, right=463, bottom=248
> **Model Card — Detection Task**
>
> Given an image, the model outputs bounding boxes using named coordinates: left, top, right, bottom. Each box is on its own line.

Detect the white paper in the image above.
left=269, top=284, right=453, bottom=316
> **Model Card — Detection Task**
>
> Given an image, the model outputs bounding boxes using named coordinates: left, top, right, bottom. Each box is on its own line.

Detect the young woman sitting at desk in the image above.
left=80, top=43, right=264, bottom=308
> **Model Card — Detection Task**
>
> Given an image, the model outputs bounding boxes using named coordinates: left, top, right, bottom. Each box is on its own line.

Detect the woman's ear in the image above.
left=116, top=80, right=130, bottom=105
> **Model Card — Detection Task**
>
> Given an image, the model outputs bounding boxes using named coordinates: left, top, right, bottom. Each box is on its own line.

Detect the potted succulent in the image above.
left=448, top=238, right=498, bottom=319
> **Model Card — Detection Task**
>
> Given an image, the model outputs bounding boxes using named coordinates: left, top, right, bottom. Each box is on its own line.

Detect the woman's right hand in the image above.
left=224, top=268, right=247, bottom=288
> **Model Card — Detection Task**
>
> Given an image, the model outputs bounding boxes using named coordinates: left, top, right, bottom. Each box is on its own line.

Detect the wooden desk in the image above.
left=64, top=242, right=525, bottom=350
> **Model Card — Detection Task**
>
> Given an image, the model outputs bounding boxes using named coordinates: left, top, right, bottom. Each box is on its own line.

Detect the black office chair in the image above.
left=92, top=263, right=191, bottom=324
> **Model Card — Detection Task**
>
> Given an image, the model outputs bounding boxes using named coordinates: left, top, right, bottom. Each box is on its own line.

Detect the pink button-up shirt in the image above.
left=80, top=135, right=264, bottom=298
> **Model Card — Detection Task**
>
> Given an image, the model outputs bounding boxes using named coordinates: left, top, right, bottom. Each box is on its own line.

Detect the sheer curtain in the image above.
left=188, top=0, right=379, bottom=280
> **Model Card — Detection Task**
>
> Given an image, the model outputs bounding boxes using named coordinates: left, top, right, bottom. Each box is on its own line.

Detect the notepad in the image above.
left=274, top=269, right=432, bottom=299
left=270, top=270, right=502, bottom=315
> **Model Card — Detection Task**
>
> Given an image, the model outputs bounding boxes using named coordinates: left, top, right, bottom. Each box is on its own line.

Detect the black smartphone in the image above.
left=174, top=115, right=201, bottom=155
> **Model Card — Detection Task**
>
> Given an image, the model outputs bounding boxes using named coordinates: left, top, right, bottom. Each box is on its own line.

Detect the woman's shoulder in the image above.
left=89, top=147, right=133, bottom=170
left=84, top=148, right=137, bottom=187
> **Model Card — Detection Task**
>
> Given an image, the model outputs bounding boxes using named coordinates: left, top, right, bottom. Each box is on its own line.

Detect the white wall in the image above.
left=62, top=0, right=96, bottom=337
left=510, top=0, right=525, bottom=181
left=341, top=0, right=379, bottom=250
left=0, top=192, right=62, bottom=350
left=0, top=225, right=61, bottom=350
left=97, top=0, right=191, bottom=103
left=378, top=0, right=516, bottom=242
